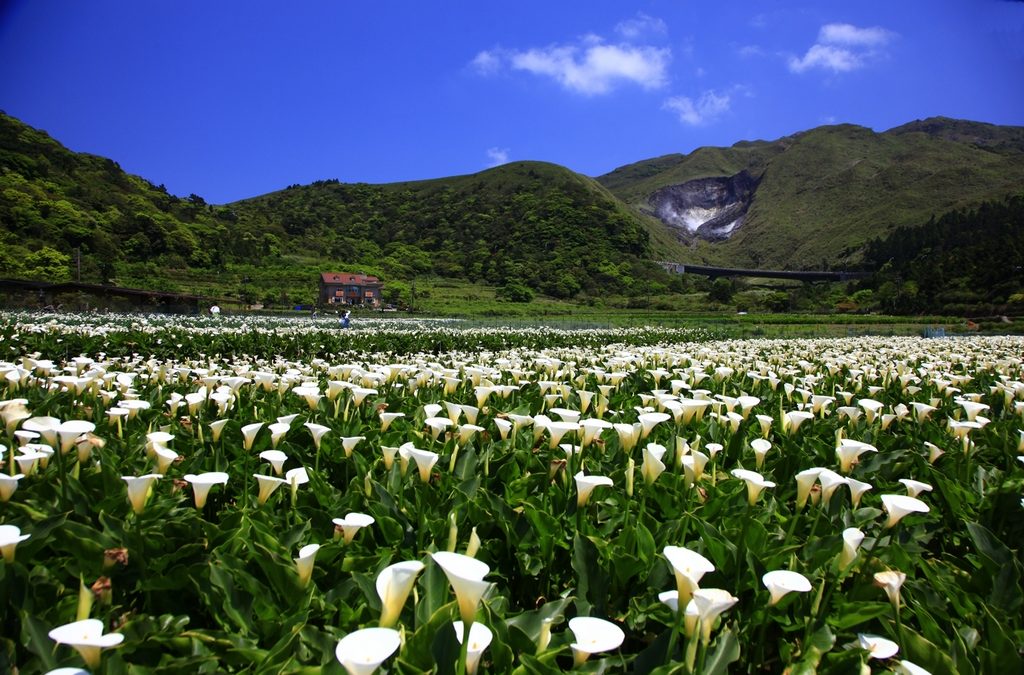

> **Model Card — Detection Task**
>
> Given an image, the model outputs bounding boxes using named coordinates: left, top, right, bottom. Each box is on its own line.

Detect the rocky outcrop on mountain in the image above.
left=648, top=170, right=758, bottom=241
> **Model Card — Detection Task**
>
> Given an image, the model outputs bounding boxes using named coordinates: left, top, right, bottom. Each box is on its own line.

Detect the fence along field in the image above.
left=0, top=312, right=1022, bottom=674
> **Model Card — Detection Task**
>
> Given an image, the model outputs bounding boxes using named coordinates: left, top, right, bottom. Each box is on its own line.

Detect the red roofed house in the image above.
left=318, top=272, right=383, bottom=308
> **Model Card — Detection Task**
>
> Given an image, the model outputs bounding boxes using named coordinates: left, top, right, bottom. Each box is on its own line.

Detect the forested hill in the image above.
left=859, top=195, right=1024, bottom=315
left=228, top=162, right=669, bottom=298
left=0, top=111, right=236, bottom=283
left=0, top=111, right=670, bottom=301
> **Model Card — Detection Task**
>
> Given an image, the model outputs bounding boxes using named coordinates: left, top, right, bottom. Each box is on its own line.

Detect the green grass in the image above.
left=326, top=277, right=968, bottom=338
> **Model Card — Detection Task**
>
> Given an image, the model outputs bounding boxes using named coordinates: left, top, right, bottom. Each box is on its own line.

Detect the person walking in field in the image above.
left=340, top=310, right=351, bottom=328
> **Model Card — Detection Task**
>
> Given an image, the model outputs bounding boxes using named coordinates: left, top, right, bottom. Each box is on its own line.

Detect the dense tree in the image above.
left=22, top=246, right=71, bottom=281
left=859, top=194, right=1024, bottom=314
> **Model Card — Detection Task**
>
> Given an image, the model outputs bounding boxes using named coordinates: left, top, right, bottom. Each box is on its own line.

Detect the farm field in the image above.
left=0, top=313, right=1022, bottom=674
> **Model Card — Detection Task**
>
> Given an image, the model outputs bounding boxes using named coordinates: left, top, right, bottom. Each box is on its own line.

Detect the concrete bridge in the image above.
left=657, top=262, right=871, bottom=283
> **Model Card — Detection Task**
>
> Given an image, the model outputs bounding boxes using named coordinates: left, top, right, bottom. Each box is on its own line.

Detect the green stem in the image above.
left=683, top=628, right=699, bottom=673
left=850, top=528, right=885, bottom=591
left=456, top=620, right=470, bottom=675
left=415, top=484, right=425, bottom=551
left=754, top=611, right=769, bottom=669
left=803, top=577, right=828, bottom=646
left=782, top=509, right=802, bottom=550
left=695, top=633, right=708, bottom=674
left=805, top=504, right=823, bottom=545
left=243, top=446, right=252, bottom=509
left=735, top=508, right=751, bottom=571
left=665, top=603, right=686, bottom=666
left=677, top=483, right=695, bottom=544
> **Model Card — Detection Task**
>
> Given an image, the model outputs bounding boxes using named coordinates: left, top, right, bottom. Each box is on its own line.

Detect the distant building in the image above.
left=318, top=272, right=383, bottom=308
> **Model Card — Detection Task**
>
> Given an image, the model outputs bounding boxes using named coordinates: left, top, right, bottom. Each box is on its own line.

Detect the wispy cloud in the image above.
left=663, top=85, right=752, bottom=126
left=663, top=90, right=732, bottom=126
left=471, top=50, right=501, bottom=76
left=789, top=22, right=896, bottom=74
left=615, top=12, right=667, bottom=40
left=819, top=23, right=893, bottom=47
left=470, top=19, right=671, bottom=96
left=485, top=147, right=510, bottom=167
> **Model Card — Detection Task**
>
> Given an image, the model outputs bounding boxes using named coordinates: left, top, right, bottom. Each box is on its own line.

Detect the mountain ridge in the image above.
left=597, top=117, right=1024, bottom=268
left=0, top=111, right=673, bottom=303
left=2, top=110, right=1022, bottom=307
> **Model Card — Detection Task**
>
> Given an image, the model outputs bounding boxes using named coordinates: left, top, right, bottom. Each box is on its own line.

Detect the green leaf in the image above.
left=825, top=601, right=890, bottom=630
left=703, top=626, right=741, bottom=675
left=205, top=562, right=256, bottom=635
left=416, top=555, right=451, bottom=628
left=635, top=521, right=656, bottom=564
left=572, top=534, right=602, bottom=616
left=631, top=628, right=674, bottom=675
left=511, top=652, right=566, bottom=675
left=966, top=522, right=1012, bottom=566
left=19, top=611, right=57, bottom=671
left=965, top=522, right=1023, bottom=612
left=901, top=627, right=959, bottom=675
left=506, top=596, right=572, bottom=651
left=399, top=600, right=460, bottom=671
left=820, top=647, right=868, bottom=675
left=430, top=621, right=460, bottom=675
left=788, top=625, right=835, bottom=675
left=255, top=626, right=302, bottom=674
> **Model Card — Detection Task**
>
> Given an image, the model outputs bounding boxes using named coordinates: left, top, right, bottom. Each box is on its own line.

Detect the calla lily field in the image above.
left=0, top=311, right=1022, bottom=674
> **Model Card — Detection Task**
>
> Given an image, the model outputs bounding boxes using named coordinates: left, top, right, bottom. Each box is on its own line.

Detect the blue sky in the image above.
left=1, top=1, right=1022, bottom=203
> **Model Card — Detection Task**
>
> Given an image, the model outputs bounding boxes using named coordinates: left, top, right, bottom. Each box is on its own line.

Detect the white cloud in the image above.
left=471, top=50, right=502, bottom=76
left=615, top=12, right=667, bottom=40
left=789, top=22, right=895, bottom=74
left=789, top=44, right=863, bottom=73
left=819, top=23, right=893, bottom=47
left=469, top=19, right=671, bottom=96
left=507, top=42, right=669, bottom=95
left=663, top=90, right=732, bottom=126
left=486, top=147, right=510, bottom=167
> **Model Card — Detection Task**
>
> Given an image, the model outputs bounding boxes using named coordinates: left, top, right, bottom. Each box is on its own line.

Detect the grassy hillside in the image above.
left=598, top=142, right=783, bottom=205
left=599, top=119, right=1024, bottom=269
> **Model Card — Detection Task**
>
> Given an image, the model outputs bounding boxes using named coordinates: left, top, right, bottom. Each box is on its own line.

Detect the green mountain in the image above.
left=2, top=109, right=1023, bottom=310
left=227, top=162, right=679, bottom=300
left=0, top=112, right=237, bottom=280
left=599, top=117, right=1024, bottom=269
left=0, top=111, right=671, bottom=304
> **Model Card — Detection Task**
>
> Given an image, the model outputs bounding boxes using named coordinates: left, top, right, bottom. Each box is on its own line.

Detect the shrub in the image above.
left=496, top=281, right=534, bottom=303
